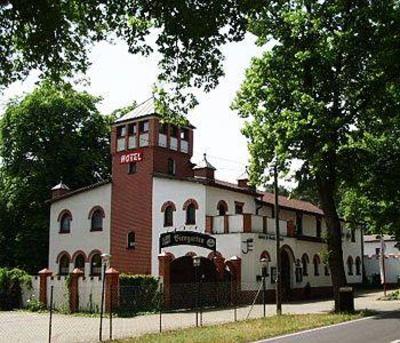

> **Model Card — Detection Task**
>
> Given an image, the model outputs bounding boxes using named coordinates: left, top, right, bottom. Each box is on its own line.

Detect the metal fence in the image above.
left=0, top=281, right=276, bottom=343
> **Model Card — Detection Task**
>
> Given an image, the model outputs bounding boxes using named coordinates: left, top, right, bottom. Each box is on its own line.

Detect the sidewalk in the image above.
left=0, top=290, right=398, bottom=343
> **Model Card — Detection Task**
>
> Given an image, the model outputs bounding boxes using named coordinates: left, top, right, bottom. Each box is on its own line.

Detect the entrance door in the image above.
left=280, top=249, right=291, bottom=301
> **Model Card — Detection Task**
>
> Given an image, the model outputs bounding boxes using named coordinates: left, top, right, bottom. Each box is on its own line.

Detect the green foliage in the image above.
left=25, top=296, right=46, bottom=312
left=0, top=81, right=112, bottom=272
left=119, top=274, right=160, bottom=315
left=0, top=267, right=31, bottom=310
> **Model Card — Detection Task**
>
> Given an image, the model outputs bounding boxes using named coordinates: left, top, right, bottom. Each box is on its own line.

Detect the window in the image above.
left=296, top=212, right=303, bottom=235
left=313, top=255, right=320, bottom=276
left=347, top=256, right=354, bottom=275
left=375, top=247, right=381, bottom=256
left=74, top=254, right=85, bottom=272
left=235, top=202, right=244, bottom=214
left=302, top=254, right=309, bottom=276
left=170, top=125, right=178, bottom=138
left=128, top=123, right=137, bottom=149
left=117, top=126, right=126, bottom=138
left=59, top=255, right=70, bottom=275
left=127, top=232, right=136, bottom=249
left=180, top=129, right=189, bottom=140
left=351, top=228, right=356, bottom=242
left=168, top=158, right=176, bottom=175
left=159, top=123, right=168, bottom=134
left=128, top=162, right=137, bottom=174
left=90, top=254, right=102, bottom=276
left=324, top=265, right=330, bottom=276
left=90, top=209, right=104, bottom=231
left=60, top=212, right=72, bottom=233
left=139, top=121, right=149, bottom=133
left=186, top=203, right=196, bottom=225
left=128, top=123, right=137, bottom=135
left=355, top=257, right=361, bottom=275
left=217, top=201, right=228, bottom=216
left=164, top=206, right=174, bottom=227
left=316, top=217, right=322, bottom=238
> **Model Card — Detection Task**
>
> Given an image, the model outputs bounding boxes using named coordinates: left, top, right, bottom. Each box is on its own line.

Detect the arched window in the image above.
left=313, top=255, right=320, bottom=276
left=186, top=203, right=196, bottom=225
left=355, top=256, right=361, bottom=275
left=217, top=200, right=228, bottom=216
left=127, top=231, right=136, bottom=249
left=59, top=211, right=72, bottom=233
left=89, top=207, right=104, bottom=232
left=347, top=256, right=354, bottom=275
left=90, top=254, right=102, bottom=276
left=74, top=254, right=85, bottom=272
left=164, top=206, right=174, bottom=227
left=59, top=254, right=70, bottom=275
left=301, top=254, right=309, bottom=276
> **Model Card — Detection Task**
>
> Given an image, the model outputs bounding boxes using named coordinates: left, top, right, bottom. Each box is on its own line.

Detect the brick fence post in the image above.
left=158, top=252, right=173, bottom=308
left=38, top=269, right=52, bottom=308
left=105, top=268, right=120, bottom=312
left=69, top=268, right=84, bottom=313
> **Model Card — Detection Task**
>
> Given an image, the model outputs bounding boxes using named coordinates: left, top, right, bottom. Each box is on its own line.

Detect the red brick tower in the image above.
left=110, top=98, right=194, bottom=274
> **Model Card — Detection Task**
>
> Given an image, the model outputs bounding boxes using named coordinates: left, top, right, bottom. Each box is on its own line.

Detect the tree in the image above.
left=0, top=82, right=111, bottom=272
left=0, top=0, right=246, bottom=94
left=230, top=2, right=400, bottom=311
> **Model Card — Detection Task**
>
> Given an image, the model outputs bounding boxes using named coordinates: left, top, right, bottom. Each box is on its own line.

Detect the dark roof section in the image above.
left=153, top=173, right=262, bottom=196
left=260, top=192, right=324, bottom=216
left=48, top=179, right=111, bottom=203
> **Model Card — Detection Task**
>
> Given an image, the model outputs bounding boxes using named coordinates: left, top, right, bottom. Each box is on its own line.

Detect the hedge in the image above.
left=0, top=268, right=31, bottom=310
left=118, top=274, right=160, bottom=315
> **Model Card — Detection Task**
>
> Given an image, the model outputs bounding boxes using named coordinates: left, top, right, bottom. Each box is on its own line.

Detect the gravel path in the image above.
left=0, top=290, right=398, bottom=343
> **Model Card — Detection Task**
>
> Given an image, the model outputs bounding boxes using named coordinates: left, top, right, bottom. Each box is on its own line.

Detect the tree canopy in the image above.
left=0, top=82, right=112, bottom=272
left=230, top=1, right=400, bottom=309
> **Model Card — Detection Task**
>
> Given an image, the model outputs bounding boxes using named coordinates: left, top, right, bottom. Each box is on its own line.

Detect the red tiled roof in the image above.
left=261, top=192, right=323, bottom=215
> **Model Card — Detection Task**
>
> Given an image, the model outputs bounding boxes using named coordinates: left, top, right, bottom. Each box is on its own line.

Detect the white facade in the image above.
left=48, top=183, right=112, bottom=275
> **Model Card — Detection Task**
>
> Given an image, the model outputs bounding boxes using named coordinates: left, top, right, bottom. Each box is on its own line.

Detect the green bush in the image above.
left=118, top=274, right=160, bottom=315
left=0, top=267, right=32, bottom=310
left=386, top=289, right=400, bottom=300
left=26, top=296, right=46, bottom=312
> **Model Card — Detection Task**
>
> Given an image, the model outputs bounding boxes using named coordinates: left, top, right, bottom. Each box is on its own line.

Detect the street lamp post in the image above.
left=260, top=258, right=268, bottom=317
left=193, top=256, right=201, bottom=327
left=99, top=253, right=111, bottom=342
left=274, top=163, right=282, bottom=315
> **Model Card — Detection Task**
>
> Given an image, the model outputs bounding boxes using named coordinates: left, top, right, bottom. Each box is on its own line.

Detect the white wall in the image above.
left=364, top=256, right=400, bottom=284
left=364, top=240, right=400, bottom=257
left=205, top=186, right=256, bottom=216
left=78, top=277, right=103, bottom=312
left=49, top=183, right=112, bottom=275
left=152, top=177, right=207, bottom=275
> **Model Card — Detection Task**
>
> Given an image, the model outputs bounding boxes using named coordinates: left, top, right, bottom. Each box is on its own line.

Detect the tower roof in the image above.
left=115, top=97, right=155, bottom=123
left=193, top=153, right=216, bottom=170
left=51, top=180, right=70, bottom=191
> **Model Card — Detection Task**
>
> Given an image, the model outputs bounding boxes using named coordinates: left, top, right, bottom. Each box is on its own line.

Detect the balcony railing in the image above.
left=207, top=214, right=288, bottom=236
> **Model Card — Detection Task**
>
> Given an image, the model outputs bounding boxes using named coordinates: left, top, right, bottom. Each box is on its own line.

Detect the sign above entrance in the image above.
left=160, top=231, right=216, bottom=251
left=120, top=151, right=143, bottom=164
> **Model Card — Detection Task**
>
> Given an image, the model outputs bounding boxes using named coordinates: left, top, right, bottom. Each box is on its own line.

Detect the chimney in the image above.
left=51, top=180, right=70, bottom=199
left=237, top=167, right=251, bottom=188
left=193, top=153, right=216, bottom=180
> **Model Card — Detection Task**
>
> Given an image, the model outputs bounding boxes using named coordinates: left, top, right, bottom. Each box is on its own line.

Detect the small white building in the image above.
left=364, top=234, right=400, bottom=285
left=47, top=98, right=363, bottom=305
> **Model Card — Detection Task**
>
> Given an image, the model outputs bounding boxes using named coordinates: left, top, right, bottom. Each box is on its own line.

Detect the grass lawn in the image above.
left=112, top=311, right=372, bottom=343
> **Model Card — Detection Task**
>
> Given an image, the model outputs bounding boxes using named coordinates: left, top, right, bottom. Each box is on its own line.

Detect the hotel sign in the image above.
left=159, top=231, right=216, bottom=251
left=120, top=151, right=143, bottom=164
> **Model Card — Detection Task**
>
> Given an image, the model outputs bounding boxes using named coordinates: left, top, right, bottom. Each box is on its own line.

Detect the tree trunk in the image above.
left=317, top=179, right=347, bottom=312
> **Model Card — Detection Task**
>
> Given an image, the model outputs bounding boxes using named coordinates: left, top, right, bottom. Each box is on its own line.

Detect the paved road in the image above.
left=258, top=311, right=400, bottom=343
left=0, top=290, right=398, bottom=342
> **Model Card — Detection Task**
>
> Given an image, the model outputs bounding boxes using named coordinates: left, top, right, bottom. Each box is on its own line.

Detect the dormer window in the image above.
left=168, top=158, right=176, bottom=176
left=128, top=123, right=137, bottom=149
left=116, top=125, right=126, bottom=152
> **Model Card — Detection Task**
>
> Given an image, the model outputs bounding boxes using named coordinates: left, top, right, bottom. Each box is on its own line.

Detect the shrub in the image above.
left=26, top=296, right=46, bottom=312
left=0, top=267, right=32, bottom=310
left=118, top=274, right=160, bottom=315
